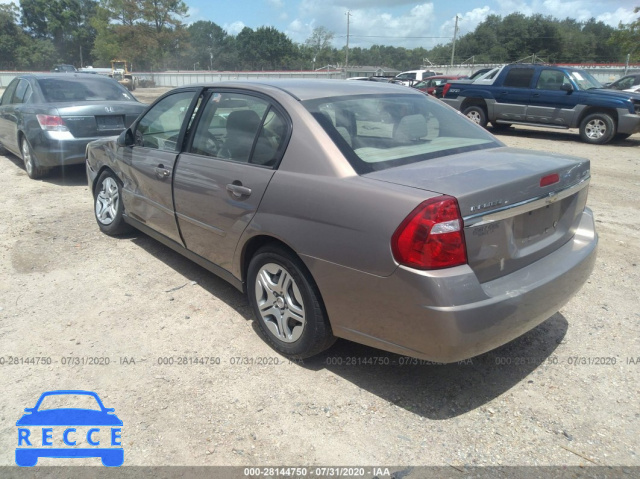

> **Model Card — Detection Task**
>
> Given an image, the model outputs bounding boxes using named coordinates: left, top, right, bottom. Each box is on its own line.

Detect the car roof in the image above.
left=173, top=79, right=419, bottom=101
left=19, top=73, right=116, bottom=82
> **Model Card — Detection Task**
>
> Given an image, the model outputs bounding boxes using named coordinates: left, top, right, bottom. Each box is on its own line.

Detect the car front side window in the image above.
left=134, top=91, right=196, bottom=151
left=190, top=92, right=270, bottom=163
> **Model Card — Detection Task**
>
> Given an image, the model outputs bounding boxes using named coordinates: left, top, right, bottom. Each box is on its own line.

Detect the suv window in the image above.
left=536, top=70, right=570, bottom=91
left=503, top=68, right=535, bottom=88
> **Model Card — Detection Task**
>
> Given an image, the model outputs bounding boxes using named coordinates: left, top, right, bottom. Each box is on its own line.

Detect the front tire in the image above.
left=579, top=113, right=615, bottom=144
left=463, top=105, right=488, bottom=128
left=21, top=138, right=49, bottom=179
left=94, top=170, right=131, bottom=236
left=248, top=246, right=335, bottom=359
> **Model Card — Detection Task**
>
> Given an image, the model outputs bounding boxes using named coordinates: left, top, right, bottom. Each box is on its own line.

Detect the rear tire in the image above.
left=463, top=105, right=488, bottom=128
left=579, top=113, right=615, bottom=144
left=21, top=138, right=49, bottom=179
left=247, top=246, right=335, bottom=359
left=94, top=170, right=131, bottom=236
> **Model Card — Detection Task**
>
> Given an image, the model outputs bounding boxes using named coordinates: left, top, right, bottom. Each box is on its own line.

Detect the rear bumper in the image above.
left=305, top=208, right=597, bottom=363
left=29, top=132, right=111, bottom=167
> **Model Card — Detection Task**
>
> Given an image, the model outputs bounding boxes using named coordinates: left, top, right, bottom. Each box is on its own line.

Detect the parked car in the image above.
left=0, top=73, right=146, bottom=179
left=442, top=63, right=640, bottom=144
left=51, top=64, right=77, bottom=73
left=86, top=80, right=597, bottom=362
left=395, top=69, right=438, bottom=86
left=604, top=73, right=640, bottom=94
left=412, top=75, right=467, bottom=96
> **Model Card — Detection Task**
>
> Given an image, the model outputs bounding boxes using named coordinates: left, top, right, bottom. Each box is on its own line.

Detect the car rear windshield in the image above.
left=303, top=93, right=500, bottom=174
left=38, top=77, right=135, bottom=102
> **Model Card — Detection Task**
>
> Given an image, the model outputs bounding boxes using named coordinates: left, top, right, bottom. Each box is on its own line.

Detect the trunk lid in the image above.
left=55, top=102, right=144, bottom=138
left=365, top=147, right=591, bottom=282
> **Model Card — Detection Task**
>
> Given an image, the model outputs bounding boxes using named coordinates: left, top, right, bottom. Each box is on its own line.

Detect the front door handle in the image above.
left=154, top=165, right=171, bottom=179
left=226, top=183, right=252, bottom=198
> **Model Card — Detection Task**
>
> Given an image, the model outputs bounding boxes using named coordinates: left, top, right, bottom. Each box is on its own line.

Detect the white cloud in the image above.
left=224, top=21, right=247, bottom=35
left=596, top=7, right=638, bottom=26
left=290, top=2, right=445, bottom=48
left=267, top=0, right=284, bottom=8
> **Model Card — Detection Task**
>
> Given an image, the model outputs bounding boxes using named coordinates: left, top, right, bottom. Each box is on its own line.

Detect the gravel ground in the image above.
left=0, top=87, right=639, bottom=471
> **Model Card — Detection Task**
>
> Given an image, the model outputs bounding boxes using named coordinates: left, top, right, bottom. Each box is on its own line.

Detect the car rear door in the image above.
left=173, top=90, right=289, bottom=272
left=120, top=89, right=200, bottom=243
left=493, top=67, right=535, bottom=122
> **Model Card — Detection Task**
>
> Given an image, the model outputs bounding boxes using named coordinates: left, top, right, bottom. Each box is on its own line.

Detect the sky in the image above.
left=183, top=0, right=639, bottom=49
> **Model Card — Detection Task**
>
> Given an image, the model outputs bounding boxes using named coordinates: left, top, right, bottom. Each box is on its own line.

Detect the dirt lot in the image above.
left=0, top=87, right=639, bottom=472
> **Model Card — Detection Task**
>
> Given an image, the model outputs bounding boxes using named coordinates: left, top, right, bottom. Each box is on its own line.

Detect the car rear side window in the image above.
left=503, top=68, right=535, bottom=88
left=1, top=80, right=18, bottom=106
left=303, top=93, right=500, bottom=174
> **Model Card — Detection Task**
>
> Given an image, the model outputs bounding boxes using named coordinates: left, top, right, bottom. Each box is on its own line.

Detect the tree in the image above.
left=185, top=21, right=230, bottom=70
left=305, top=26, right=334, bottom=69
left=609, top=7, right=640, bottom=61
left=20, top=0, right=98, bottom=66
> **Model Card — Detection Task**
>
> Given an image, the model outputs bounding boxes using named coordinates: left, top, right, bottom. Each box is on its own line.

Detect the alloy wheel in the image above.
left=254, top=263, right=306, bottom=343
left=95, top=177, right=120, bottom=225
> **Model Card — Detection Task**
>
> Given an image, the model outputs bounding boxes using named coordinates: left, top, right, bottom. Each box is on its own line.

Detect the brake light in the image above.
left=36, top=114, right=68, bottom=131
left=392, top=196, right=467, bottom=270
left=442, top=83, right=452, bottom=97
left=540, top=173, right=559, bottom=187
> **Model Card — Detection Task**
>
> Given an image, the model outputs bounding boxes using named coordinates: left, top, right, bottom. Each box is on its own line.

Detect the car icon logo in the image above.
left=16, top=390, right=123, bottom=467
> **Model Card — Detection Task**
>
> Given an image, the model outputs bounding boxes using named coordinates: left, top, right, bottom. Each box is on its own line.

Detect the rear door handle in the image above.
left=154, top=165, right=171, bottom=179
left=226, top=183, right=252, bottom=198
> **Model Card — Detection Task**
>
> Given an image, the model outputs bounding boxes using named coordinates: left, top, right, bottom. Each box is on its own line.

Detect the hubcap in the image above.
left=467, top=111, right=481, bottom=124
left=22, top=141, right=33, bottom=176
left=255, top=263, right=306, bottom=343
left=585, top=119, right=606, bottom=139
left=95, top=177, right=119, bottom=225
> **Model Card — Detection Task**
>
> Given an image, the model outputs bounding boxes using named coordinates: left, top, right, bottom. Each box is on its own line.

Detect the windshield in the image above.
left=39, top=77, right=135, bottom=102
left=568, top=70, right=602, bottom=90
left=303, top=93, right=501, bottom=174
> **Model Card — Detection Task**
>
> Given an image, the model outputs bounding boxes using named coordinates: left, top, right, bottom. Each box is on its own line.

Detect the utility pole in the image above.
left=345, top=10, right=352, bottom=70
left=450, top=15, right=459, bottom=67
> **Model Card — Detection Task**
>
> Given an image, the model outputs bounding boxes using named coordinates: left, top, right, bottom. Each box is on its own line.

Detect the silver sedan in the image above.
left=86, top=80, right=597, bottom=362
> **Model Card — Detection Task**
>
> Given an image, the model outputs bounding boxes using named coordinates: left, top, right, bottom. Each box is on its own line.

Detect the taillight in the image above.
left=442, top=83, right=452, bottom=97
left=391, top=196, right=467, bottom=270
left=540, top=173, right=559, bottom=187
left=36, top=114, right=68, bottom=131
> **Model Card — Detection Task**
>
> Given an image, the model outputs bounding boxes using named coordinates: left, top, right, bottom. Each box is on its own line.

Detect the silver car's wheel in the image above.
left=21, top=139, right=48, bottom=179
left=94, top=171, right=131, bottom=236
left=95, top=177, right=119, bottom=226
left=255, top=263, right=306, bottom=343
left=248, top=246, right=335, bottom=358
left=579, top=113, right=615, bottom=144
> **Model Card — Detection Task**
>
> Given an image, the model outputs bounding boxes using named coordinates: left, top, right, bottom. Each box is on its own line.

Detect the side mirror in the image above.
left=561, top=83, right=574, bottom=93
left=23, top=408, right=35, bottom=413
left=117, top=128, right=134, bottom=147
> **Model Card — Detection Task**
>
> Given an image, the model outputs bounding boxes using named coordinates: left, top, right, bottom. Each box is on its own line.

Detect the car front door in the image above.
left=493, top=67, right=535, bottom=122
left=119, top=89, right=200, bottom=243
left=526, top=69, right=579, bottom=126
left=173, top=90, right=289, bottom=272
